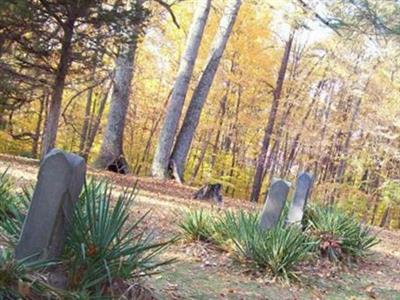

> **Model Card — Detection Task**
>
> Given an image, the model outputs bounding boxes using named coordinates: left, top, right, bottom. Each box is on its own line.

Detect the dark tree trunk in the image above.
left=79, top=52, right=100, bottom=154
left=31, top=94, right=46, bottom=158
left=211, top=89, right=229, bottom=167
left=190, top=130, right=212, bottom=184
left=336, top=97, right=361, bottom=183
left=41, top=19, right=75, bottom=157
left=250, top=32, right=294, bottom=202
left=81, top=82, right=111, bottom=160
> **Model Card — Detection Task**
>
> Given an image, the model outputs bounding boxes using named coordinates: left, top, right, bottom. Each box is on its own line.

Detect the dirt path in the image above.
left=1, top=155, right=399, bottom=300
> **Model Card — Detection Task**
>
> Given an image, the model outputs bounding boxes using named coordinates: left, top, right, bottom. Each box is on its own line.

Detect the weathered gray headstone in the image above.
left=259, top=179, right=290, bottom=230
left=15, top=149, right=86, bottom=261
left=286, top=172, right=313, bottom=225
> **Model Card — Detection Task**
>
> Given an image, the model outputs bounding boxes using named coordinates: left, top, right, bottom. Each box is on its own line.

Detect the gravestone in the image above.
left=259, top=179, right=290, bottom=230
left=15, top=149, right=86, bottom=261
left=286, top=172, right=313, bottom=225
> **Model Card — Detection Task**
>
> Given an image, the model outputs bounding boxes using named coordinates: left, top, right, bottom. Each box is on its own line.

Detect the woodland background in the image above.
left=1, top=0, right=399, bottom=228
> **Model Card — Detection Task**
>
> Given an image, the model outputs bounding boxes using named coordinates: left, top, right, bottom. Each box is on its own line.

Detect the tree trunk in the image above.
left=31, top=94, right=46, bottom=158
left=81, top=81, right=111, bottom=160
left=336, top=97, right=362, bottom=183
left=380, top=207, right=391, bottom=228
left=79, top=52, right=100, bottom=154
left=190, top=130, right=211, bottom=184
left=250, top=32, right=294, bottom=202
left=41, top=19, right=75, bottom=157
left=152, top=0, right=211, bottom=179
left=211, top=89, right=229, bottom=167
left=171, top=0, right=242, bottom=181
left=283, top=79, right=325, bottom=176
left=94, top=42, right=137, bottom=173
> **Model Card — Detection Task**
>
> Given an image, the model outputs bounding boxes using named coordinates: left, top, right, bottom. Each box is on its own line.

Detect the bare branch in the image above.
left=296, top=0, right=342, bottom=36
left=152, top=0, right=180, bottom=29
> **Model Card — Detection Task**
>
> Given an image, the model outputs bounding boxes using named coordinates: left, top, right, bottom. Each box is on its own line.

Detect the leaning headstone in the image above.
left=15, top=149, right=86, bottom=261
left=286, top=172, right=313, bottom=225
left=259, top=179, right=290, bottom=230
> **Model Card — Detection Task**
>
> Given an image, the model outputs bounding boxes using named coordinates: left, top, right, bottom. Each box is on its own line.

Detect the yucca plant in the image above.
left=0, top=188, right=30, bottom=247
left=307, top=205, right=379, bottom=261
left=0, top=248, right=60, bottom=299
left=222, top=211, right=314, bottom=279
left=0, top=170, right=33, bottom=248
left=242, top=226, right=315, bottom=279
left=65, top=180, right=177, bottom=296
left=179, top=208, right=313, bottom=279
left=0, top=170, right=20, bottom=221
left=178, top=209, right=214, bottom=241
left=1, top=176, right=176, bottom=298
left=212, top=210, right=259, bottom=251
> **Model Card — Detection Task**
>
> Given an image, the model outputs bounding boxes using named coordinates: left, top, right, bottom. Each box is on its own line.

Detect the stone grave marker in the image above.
left=286, top=172, right=313, bottom=225
left=15, top=149, right=86, bottom=261
left=259, top=179, right=290, bottom=230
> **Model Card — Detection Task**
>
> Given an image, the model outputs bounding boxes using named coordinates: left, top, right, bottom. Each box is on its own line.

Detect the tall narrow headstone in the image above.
left=259, top=179, right=290, bottom=230
left=15, top=149, right=86, bottom=261
left=286, top=172, right=313, bottom=225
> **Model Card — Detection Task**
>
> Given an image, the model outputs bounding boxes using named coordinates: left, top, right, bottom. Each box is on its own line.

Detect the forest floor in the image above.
left=0, top=154, right=399, bottom=300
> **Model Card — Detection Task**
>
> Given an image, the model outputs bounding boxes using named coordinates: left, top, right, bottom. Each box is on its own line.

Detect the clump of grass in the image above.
left=178, top=209, right=214, bottom=241
left=212, top=210, right=260, bottom=251
left=0, top=248, right=60, bottom=299
left=306, top=205, right=379, bottom=262
left=0, top=170, right=18, bottom=218
left=179, top=209, right=314, bottom=279
left=235, top=225, right=314, bottom=280
left=217, top=210, right=314, bottom=279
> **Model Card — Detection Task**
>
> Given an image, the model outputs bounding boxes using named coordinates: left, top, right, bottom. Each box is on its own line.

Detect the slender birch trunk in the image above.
left=171, top=0, right=242, bottom=181
left=152, top=0, right=212, bottom=179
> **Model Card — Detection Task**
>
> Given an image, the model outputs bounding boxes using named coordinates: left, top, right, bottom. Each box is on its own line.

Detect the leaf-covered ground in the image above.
left=0, top=154, right=399, bottom=300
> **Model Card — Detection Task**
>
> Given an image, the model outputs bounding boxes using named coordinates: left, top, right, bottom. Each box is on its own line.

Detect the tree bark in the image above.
left=81, top=81, right=111, bottom=160
left=41, top=18, right=75, bottom=157
left=32, top=94, right=46, bottom=158
left=211, top=89, right=229, bottom=167
left=250, top=32, right=294, bottom=202
left=152, top=0, right=212, bottom=179
left=336, top=97, right=361, bottom=183
left=283, top=79, right=326, bottom=176
left=227, top=85, right=242, bottom=193
left=79, top=52, right=100, bottom=154
left=94, top=42, right=137, bottom=172
left=189, top=130, right=212, bottom=184
left=171, top=0, right=242, bottom=181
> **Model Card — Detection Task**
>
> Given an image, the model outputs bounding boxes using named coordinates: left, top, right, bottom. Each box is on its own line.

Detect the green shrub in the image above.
left=178, top=209, right=214, bottom=241
left=179, top=209, right=314, bottom=279
left=65, top=180, right=177, bottom=295
left=0, top=178, right=176, bottom=298
left=0, top=248, right=59, bottom=299
left=216, top=211, right=314, bottom=279
left=0, top=170, right=17, bottom=217
left=306, top=205, right=379, bottom=261
left=211, top=210, right=259, bottom=251
left=0, top=171, right=30, bottom=247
